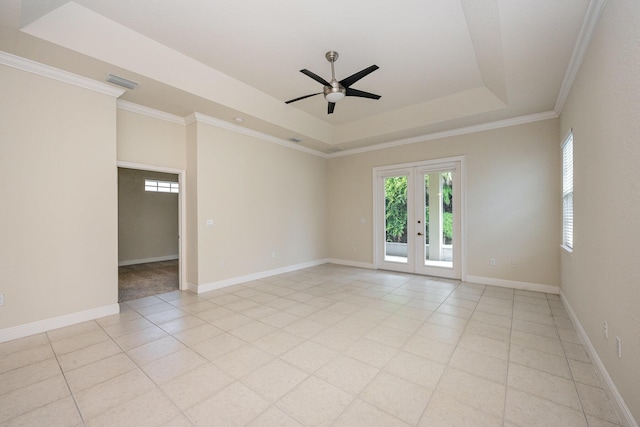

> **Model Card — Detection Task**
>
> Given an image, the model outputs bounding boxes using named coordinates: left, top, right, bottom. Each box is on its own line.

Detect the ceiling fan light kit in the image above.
left=285, top=51, right=380, bottom=114
left=324, top=84, right=345, bottom=103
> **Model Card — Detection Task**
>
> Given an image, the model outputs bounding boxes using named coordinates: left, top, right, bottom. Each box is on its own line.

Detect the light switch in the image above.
left=206, top=219, right=214, bottom=226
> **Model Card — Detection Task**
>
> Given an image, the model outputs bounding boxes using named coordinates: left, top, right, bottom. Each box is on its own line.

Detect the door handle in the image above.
left=417, top=232, right=423, bottom=236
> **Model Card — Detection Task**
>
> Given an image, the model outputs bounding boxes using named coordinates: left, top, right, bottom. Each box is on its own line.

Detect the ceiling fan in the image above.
left=285, top=51, right=381, bottom=114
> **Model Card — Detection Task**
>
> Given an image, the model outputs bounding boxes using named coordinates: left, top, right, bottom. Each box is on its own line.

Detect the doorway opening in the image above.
left=117, top=163, right=186, bottom=302
left=374, top=157, right=464, bottom=279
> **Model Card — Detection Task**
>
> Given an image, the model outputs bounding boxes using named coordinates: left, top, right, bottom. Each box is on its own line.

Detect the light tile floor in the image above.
left=0, top=264, right=623, bottom=426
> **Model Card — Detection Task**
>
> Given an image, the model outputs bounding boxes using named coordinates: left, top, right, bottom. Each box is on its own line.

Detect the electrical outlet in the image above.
left=271, top=252, right=277, bottom=258
left=603, top=321, right=608, bottom=339
left=490, top=258, right=496, bottom=266
left=616, top=337, right=622, bottom=358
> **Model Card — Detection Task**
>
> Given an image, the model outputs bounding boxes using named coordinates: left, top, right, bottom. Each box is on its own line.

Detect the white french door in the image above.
left=375, top=158, right=463, bottom=279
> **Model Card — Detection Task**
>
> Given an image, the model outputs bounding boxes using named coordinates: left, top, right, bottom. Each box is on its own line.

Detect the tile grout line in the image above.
left=502, top=286, right=516, bottom=427
left=11, top=265, right=610, bottom=426
left=44, top=327, right=89, bottom=427
left=411, top=278, right=475, bottom=426
left=125, top=301, right=219, bottom=425
left=66, top=306, right=195, bottom=425
left=171, top=275, right=346, bottom=425
left=439, top=282, right=510, bottom=424
left=168, top=276, right=548, bottom=426
left=239, top=272, right=428, bottom=426
left=233, top=273, right=349, bottom=426
left=551, top=293, right=591, bottom=426
left=278, top=274, right=409, bottom=426
left=323, top=273, right=435, bottom=427
left=506, top=292, right=613, bottom=424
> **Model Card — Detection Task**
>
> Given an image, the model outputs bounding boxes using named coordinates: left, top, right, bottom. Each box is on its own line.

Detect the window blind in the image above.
left=145, top=179, right=179, bottom=193
left=562, top=132, right=574, bottom=249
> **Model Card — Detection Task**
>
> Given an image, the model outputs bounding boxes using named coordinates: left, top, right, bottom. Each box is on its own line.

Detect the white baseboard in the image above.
left=192, top=259, right=329, bottom=294
left=326, top=258, right=375, bottom=270
left=465, top=275, right=560, bottom=294
left=118, top=255, right=178, bottom=266
left=560, top=292, right=637, bottom=427
left=0, top=304, right=120, bottom=343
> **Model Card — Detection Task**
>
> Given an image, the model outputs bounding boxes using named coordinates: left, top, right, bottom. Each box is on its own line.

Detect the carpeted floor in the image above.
left=118, top=260, right=179, bottom=302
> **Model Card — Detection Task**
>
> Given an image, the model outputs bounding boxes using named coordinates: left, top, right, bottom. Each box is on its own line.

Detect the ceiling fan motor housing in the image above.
left=324, top=81, right=346, bottom=102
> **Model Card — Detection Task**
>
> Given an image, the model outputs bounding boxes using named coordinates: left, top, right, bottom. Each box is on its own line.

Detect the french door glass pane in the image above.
left=384, top=176, right=408, bottom=263
left=424, top=171, right=453, bottom=268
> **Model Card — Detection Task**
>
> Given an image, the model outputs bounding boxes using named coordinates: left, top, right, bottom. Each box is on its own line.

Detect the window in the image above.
left=145, top=179, right=179, bottom=193
left=562, top=131, right=574, bottom=250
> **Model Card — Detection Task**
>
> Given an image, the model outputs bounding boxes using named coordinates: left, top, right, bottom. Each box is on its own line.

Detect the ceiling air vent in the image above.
left=105, top=74, right=140, bottom=90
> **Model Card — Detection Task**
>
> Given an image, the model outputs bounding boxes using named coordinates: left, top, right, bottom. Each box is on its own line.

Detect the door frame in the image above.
left=117, top=161, right=187, bottom=291
left=414, top=163, right=461, bottom=278
left=372, top=156, right=466, bottom=280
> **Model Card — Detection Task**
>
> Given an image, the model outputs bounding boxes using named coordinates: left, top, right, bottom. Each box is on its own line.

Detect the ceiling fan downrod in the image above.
left=324, top=51, right=346, bottom=102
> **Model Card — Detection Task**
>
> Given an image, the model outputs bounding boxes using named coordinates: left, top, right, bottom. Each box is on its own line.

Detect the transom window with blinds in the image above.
left=145, top=179, right=179, bottom=193
left=562, top=131, right=574, bottom=250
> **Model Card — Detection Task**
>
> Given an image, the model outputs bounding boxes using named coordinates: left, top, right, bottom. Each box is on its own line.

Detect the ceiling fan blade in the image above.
left=328, top=102, right=336, bottom=114
left=300, top=69, right=331, bottom=87
left=285, top=92, right=322, bottom=104
left=345, top=87, right=381, bottom=100
left=340, top=65, right=379, bottom=88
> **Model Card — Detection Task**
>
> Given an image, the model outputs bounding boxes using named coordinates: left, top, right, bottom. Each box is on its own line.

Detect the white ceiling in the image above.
left=0, top=0, right=591, bottom=153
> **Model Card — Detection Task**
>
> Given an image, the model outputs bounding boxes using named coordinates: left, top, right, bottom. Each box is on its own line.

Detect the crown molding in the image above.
left=117, top=100, right=185, bottom=125
left=185, top=112, right=329, bottom=158
left=328, top=110, right=559, bottom=158
left=554, top=0, right=608, bottom=114
left=125, top=103, right=559, bottom=159
left=113, top=100, right=559, bottom=160
left=0, top=50, right=125, bottom=97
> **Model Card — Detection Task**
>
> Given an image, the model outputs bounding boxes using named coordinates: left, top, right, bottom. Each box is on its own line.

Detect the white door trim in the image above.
left=374, top=168, right=415, bottom=273
left=373, top=156, right=466, bottom=280
left=117, top=161, right=187, bottom=291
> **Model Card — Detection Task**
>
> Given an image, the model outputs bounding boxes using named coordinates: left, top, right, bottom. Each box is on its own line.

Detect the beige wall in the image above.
left=116, top=109, right=186, bottom=170
left=186, top=122, right=199, bottom=284
left=118, top=168, right=179, bottom=264
left=190, top=121, right=328, bottom=286
left=328, top=119, right=561, bottom=288
left=0, top=64, right=118, bottom=329
left=560, top=0, right=640, bottom=421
